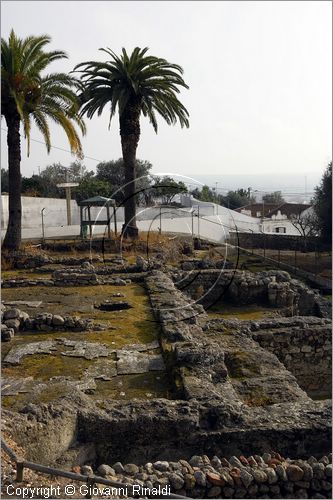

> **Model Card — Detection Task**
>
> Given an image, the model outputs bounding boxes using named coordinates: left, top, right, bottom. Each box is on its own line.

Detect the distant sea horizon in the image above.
left=167, top=172, right=322, bottom=203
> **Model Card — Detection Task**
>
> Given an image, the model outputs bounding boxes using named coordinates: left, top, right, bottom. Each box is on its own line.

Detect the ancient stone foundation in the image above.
left=2, top=265, right=331, bottom=499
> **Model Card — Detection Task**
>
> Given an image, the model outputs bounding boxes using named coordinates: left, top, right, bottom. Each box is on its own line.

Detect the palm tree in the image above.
left=1, top=30, right=85, bottom=250
left=75, top=47, right=189, bottom=238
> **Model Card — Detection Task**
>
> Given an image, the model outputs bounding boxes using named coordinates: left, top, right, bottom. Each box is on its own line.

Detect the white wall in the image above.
left=1, top=194, right=304, bottom=238
left=0, top=195, right=125, bottom=230
left=1, top=195, right=80, bottom=228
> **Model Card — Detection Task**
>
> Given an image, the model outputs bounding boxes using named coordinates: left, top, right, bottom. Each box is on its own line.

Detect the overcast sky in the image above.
left=1, top=1, right=332, bottom=180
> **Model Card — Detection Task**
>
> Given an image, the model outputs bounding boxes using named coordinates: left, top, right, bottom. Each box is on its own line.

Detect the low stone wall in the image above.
left=1, top=274, right=132, bottom=288
left=1, top=306, right=104, bottom=341
left=81, top=452, right=332, bottom=499
left=171, top=268, right=328, bottom=317
left=52, top=268, right=99, bottom=286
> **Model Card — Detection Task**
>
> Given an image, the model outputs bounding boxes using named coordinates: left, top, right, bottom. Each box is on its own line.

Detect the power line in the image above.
left=0, top=127, right=316, bottom=196
left=1, top=127, right=102, bottom=163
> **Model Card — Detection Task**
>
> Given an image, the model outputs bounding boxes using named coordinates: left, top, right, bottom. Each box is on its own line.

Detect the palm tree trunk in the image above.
left=2, top=114, right=22, bottom=250
left=120, top=99, right=141, bottom=239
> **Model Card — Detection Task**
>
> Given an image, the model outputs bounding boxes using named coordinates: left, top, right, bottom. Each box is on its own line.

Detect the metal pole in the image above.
left=197, top=206, right=200, bottom=238
left=191, top=211, right=194, bottom=238
left=16, top=461, right=24, bottom=482
left=65, top=187, right=71, bottom=225
left=88, top=206, right=92, bottom=239
left=159, top=207, right=162, bottom=234
left=107, top=205, right=111, bottom=239
left=41, top=208, right=46, bottom=243
left=113, top=206, right=118, bottom=236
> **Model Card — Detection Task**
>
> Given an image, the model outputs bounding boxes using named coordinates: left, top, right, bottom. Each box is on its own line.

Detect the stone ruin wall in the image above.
left=171, top=269, right=331, bottom=318
left=251, top=322, right=332, bottom=399
left=2, top=260, right=332, bottom=499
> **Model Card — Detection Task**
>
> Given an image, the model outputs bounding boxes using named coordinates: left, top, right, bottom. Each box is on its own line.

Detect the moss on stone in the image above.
left=208, top=303, right=277, bottom=321
left=2, top=353, right=91, bottom=380
left=225, top=350, right=261, bottom=379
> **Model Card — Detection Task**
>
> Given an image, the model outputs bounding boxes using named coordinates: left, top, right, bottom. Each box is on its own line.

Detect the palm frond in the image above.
left=1, top=29, right=85, bottom=157
left=75, top=46, right=189, bottom=132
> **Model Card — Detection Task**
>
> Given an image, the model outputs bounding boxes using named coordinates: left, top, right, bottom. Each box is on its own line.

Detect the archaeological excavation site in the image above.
left=1, top=238, right=332, bottom=499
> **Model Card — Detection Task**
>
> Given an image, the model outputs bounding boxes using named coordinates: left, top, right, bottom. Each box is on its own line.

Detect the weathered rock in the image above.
left=207, top=486, right=221, bottom=497
left=313, top=463, right=326, bottom=479
left=319, top=456, right=330, bottom=466
left=184, top=473, right=196, bottom=490
left=325, top=464, right=332, bottom=478
left=4, top=340, right=58, bottom=364
left=222, top=486, right=235, bottom=498
left=229, top=456, right=243, bottom=468
left=112, top=462, right=124, bottom=474
left=194, top=470, right=206, bottom=487
left=3, top=308, right=21, bottom=320
left=116, top=351, right=165, bottom=375
left=1, top=377, right=33, bottom=395
left=252, top=469, right=267, bottom=483
left=61, top=340, right=111, bottom=360
left=84, top=360, right=117, bottom=380
left=276, top=464, right=288, bottom=481
left=81, top=465, right=94, bottom=476
left=119, top=340, right=160, bottom=352
left=153, top=461, right=169, bottom=472
left=211, top=456, right=222, bottom=469
left=206, top=472, right=225, bottom=486
left=189, top=456, right=204, bottom=468
left=240, top=469, right=253, bottom=488
left=4, top=318, right=21, bottom=332
left=168, top=472, right=184, bottom=490
left=1, top=328, right=14, bottom=342
left=97, top=464, right=115, bottom=477
left=52, top=315, right=65, bottom=326
left=287, top=465, right=304, bottom=482
left=124, top=463, right=139, bottom=475
left=300, top=462, right=313, bottom=481
left=265, top=467, right=278, bottom=484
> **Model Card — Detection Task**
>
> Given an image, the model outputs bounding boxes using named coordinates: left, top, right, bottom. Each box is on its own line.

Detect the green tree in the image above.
left=220, top=188, right=254, bottom=209
left=200, top=185, right=215, bottom=202
left=38, top=161, right=93, bottom=197
left=191, top=185, right=215, bottom=202
left=96, top=158, right=153, bottom=205
left=262, top=191, right=285, bottom=204
left=74, top=178, right=111, bottom=203
left=313, top=162, right=332, bottom=243
left=152, top=176, right=187, bottom=204
left=75, top=47, right=189, bottom=238
left=21, top=175, right=43, bottom=196
left=1, top=30, right=85, bottom=249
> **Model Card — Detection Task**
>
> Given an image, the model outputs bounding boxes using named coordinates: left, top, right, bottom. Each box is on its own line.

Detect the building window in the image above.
left=275, top=227, right=286, bottom=233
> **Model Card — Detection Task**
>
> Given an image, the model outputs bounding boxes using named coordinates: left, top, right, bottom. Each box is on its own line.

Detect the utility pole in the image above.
left=56, top=169, right=79, bottom=226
